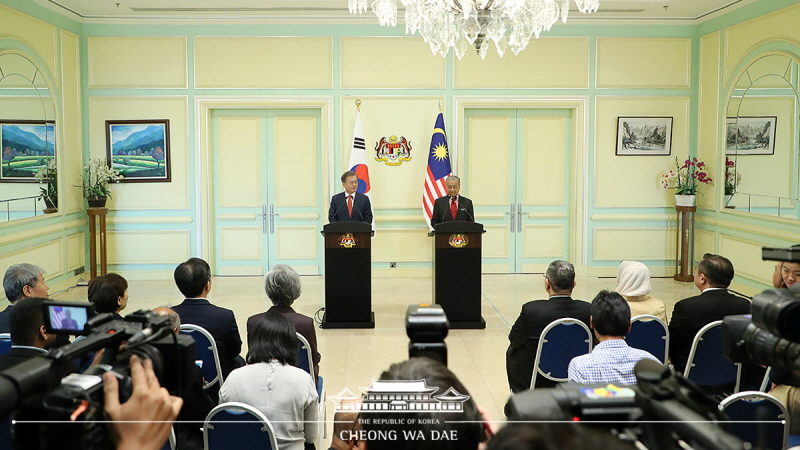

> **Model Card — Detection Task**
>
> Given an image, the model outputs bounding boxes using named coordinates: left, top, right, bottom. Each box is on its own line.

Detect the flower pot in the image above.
left=675, top=194, right=697, bottom=207
left=43, top=197, right=57, bottom=214
left=723, top=194, right=733, bottom=208
left=87, top=196, right=107, bottom=208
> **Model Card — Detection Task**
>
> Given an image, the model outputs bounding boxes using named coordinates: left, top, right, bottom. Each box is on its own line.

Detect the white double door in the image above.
left=463, top=108, right=575, bottom=273
left=210, top=108, right=324, bottom=275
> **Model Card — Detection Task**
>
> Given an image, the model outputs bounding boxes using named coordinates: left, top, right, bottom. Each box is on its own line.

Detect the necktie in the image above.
left=451, top=197, right=457, bottom=219
left=347, top=195, right=353, bottom=217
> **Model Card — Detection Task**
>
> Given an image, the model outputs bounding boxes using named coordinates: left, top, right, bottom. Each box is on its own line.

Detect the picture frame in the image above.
left=615, top=116, right=673, bottom=156
left=725, top=116, right=777, bottom=155
left=0, top=120, right=56, bottom=182
left=105, top=119, right=171, bottom=182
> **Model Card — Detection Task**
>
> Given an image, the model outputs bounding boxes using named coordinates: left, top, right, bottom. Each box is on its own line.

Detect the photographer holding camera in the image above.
left=104, top=354, right=183, bottom=450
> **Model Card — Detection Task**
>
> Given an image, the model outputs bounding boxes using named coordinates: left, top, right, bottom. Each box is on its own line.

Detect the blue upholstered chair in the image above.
left=720, top=391, right=788, bottom=450
left=0, top=333, right=11, bottom=355
left=203, top=402, right=279, bottom=450
left=530, top=318, right=592, bottom=389
left=296, top=332, right=326, bottom=445
left=627, top=314, right=669, bottom=364
left=179, top=324, right=224, bottom=390
left=684, top=320, right=741, bottom=393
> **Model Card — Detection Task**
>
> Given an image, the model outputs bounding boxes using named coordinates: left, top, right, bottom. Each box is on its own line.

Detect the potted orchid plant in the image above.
left=34, top=158, right=57, bottom=213
left=661, top=156, right=713, bottom=206
left=724, top=157, right=741, bottom=208
left=81, top=158, right=123, bottom=208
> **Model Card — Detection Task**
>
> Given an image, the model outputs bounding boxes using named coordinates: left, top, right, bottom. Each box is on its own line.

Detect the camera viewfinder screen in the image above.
left=48, top=305, right=88, bottom=332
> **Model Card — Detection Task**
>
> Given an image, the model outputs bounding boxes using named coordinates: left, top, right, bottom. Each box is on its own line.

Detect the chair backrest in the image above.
left=684, top=321, right=741, bottom=392
left=203, top=402, right=279, bottom=450
left=296, top=332, right=316, bottom=384
left=627, top=315, right=669, bottom=364
left=179, top=324, right=223, bottom=389
left=720, top=391, right=788, bottom=450
left=531, top=318, right=592, bottom=389
left=0, top=333, right=11, bottom=355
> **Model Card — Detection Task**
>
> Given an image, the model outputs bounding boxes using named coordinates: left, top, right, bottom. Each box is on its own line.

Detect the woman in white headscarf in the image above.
left=616, top=261, right=667, bottom=322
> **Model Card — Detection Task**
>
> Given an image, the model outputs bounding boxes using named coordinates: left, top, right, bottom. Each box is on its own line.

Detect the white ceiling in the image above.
left=30, top=0, right=758, bottom=23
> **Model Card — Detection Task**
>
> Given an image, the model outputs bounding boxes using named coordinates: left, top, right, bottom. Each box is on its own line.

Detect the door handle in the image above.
left=256, top=205, right=268, bottom=235
left=269, top=204, right=279, bottom=235
left=507, top=203, right=515, bottom=233
left=517, top=203, right=522, bottom=232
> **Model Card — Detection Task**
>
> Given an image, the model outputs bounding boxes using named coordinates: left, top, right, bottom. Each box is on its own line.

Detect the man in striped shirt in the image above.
left=568, top=290, right=660, bottom=385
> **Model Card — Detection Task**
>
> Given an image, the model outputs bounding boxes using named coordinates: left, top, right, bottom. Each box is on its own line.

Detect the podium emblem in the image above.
left=448, top=233, right=469, bottom=248
left=338, top=233, right=357, bottom=248
left=375, top=135, right=412, bottom=166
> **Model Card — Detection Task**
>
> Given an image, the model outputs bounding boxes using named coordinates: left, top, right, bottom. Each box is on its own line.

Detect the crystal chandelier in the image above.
left=348, top=0, right=599, bottom=59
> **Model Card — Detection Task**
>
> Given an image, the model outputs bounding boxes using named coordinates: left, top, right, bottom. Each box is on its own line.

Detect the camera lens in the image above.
left=752, top=289, right=800, bottom=342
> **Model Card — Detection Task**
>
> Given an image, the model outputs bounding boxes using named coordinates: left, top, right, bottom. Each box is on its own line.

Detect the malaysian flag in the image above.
left=423, top=112, right=451, bottom=230
left=347, top=110, right=374, bottom=228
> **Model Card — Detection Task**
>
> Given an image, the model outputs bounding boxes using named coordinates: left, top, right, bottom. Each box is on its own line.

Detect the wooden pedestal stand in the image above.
left=87, top=207, right=108, bottom=280
left=674, top=205, right=696, bottom=282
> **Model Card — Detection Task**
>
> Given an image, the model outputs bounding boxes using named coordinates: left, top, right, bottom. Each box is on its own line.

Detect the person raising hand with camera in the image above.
left=103, top=355, right=183, bottom=450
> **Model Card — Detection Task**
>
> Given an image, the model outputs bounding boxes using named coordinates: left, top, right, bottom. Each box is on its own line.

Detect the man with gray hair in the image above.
left=430, top=175, right=475, bottom=228
left=1, top=263, right=49, bottom=333
left=246, top=264, right=320, bottom=378
left=506, top=260, right=591, bottom=393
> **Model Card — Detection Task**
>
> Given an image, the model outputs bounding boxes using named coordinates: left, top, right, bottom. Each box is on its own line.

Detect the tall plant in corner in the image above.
left=81, top=159, right=122, bottom=207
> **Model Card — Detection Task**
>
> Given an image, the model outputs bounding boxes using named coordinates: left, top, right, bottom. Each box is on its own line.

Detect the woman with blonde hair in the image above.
left=616, top=261, right=666, bottom=322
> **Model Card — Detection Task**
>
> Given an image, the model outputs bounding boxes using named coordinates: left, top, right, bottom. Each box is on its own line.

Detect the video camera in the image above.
left=506, top=359, right=746, bottom=450
left=405, top=304, right=449, bottom=366
left=723, top=246, right=800, bottom=374
left=0, top=301, right=195, bottom=450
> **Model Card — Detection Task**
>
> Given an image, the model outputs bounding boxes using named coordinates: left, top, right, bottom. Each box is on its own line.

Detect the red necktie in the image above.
left=347, top=195, right=353, bottom=217
left=450, top=197, right=457, bottom=219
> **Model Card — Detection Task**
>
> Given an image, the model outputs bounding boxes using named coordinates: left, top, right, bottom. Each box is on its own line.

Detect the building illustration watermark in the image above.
left=330, top=379, right=470, bottom=413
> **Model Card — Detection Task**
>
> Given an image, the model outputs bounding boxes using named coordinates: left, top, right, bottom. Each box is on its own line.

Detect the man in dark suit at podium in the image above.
left=430, top=175, right=474, bottom=227
left=329, top=170, right=373, bottom=224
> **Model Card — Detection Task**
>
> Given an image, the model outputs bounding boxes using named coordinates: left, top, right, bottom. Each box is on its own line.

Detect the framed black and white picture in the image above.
left=725, top=116, right=777, bottom=155
left=615, top=116, right=673, bottom=156
left=105, top=119, right=171, bottom=182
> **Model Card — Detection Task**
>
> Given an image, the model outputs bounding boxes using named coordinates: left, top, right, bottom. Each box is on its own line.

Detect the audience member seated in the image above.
left=219, top=313, right=318, bottom=450
left=247, top=264, right=320, bottom=379
left=357, top=357, right=489, bottom=450
left=615, top=261, right=666, bottom=322
left=486, top=423, right=636, bottom=450
left=88, top=273, right=129, bottom=319
left=1, top=263, right=49, bottom=333
left=172, top=257, right=244, bottom=378
left=506, top=260, right=591, bottom=393
left=152, top=306, right=214, bottom=450
left=328, top=401, right=360, bottom=450
left=668, top=254, right=750, bottom=374
left=771, top=244, right=800, bottom=288
left=568, top=290, right=659, bottom=384
left=0, top=297, right=53, bottom=371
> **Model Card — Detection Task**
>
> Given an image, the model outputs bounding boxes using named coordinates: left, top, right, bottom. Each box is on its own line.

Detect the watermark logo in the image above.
left=330, top=379, right=470, bottom=413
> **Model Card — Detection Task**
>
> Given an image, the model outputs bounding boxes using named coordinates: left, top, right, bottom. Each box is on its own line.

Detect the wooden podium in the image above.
left=430, top=221, right=486, bottom=329
left=321, top=222, right=375, bottom=329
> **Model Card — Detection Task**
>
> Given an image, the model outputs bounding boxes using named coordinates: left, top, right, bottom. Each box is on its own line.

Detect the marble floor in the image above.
left=54, top=274, right=700, bottom=425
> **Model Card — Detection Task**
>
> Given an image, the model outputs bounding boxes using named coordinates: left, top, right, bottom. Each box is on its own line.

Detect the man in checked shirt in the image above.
left=568, top=290, right=660, bottom=384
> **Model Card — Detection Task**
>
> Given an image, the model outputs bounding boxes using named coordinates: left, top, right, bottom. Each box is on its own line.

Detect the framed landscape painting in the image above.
left=725, top=116, right=777, bottom=155
left=105, top=119, right=171, bottom=182
left=0, top=120, right=56, bottom=182
left=616, top=116, right=673, bottom=156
